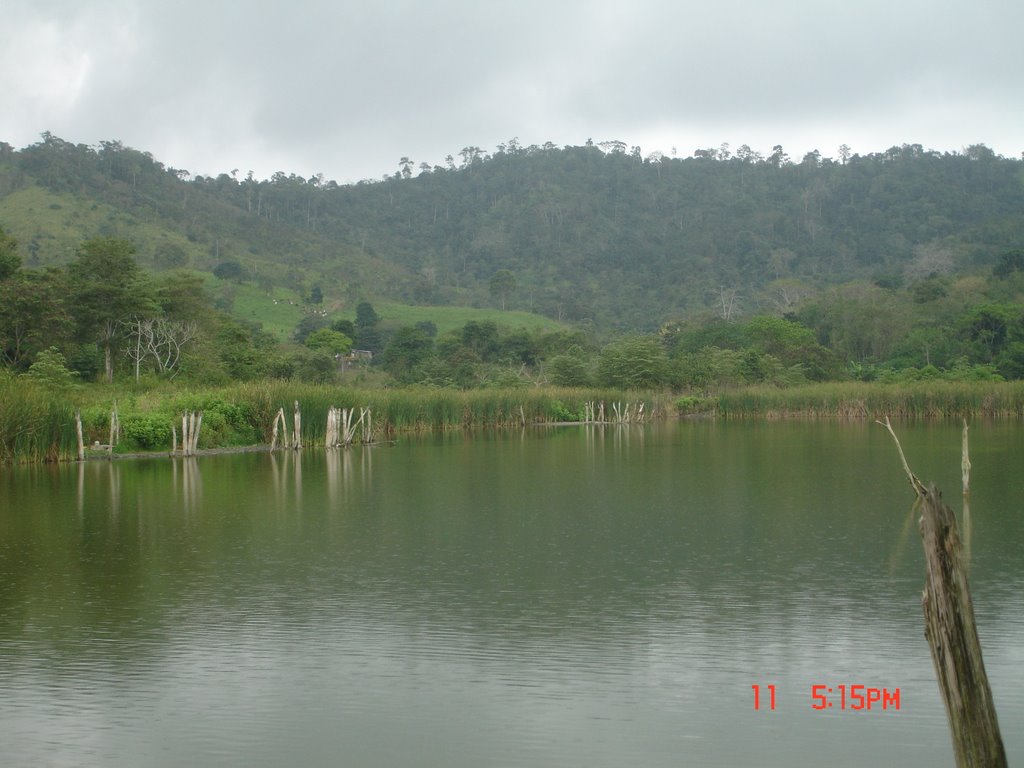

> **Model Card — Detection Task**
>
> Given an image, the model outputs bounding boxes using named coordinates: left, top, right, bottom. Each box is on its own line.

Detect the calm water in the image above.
left=1, top=421, right=1022, bottom=767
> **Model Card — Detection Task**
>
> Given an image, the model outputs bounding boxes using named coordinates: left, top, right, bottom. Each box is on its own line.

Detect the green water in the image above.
left=1, top=421, right=1022, bottom=767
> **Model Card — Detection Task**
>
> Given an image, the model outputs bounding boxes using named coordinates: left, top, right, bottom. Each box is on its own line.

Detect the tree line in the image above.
left=5, top=228, right=1024, bottom=393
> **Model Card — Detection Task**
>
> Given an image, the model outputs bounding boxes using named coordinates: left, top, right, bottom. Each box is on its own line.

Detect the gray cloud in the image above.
left=2, top=0, right=1021, bottom=183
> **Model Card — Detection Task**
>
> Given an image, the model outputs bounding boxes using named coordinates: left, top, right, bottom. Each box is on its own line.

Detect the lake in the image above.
left=1, top=421, right=1022, bottom=767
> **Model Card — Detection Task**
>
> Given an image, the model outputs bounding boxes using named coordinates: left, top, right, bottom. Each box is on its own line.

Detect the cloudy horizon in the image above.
left=2, top=0, right=1022, bottom=184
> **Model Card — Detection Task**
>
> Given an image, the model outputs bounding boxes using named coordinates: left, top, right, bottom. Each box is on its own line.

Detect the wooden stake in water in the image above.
left=878, top=418, right=1006, bottom=768
left=270, top=407, right=288, bottom=451
left=108, top=402, right=120, bottom=458
left=75, top=409, right=85, bottom=462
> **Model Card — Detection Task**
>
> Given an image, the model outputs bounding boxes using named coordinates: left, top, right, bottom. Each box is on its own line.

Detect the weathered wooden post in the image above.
left=177, top=410, right=202, bottom=456
left=292, top=400, right=302, bottom=450
left=75, top=409, right=85, bottom=462
left=190, top=411, right=202, bottom=455
left=360, top=407, right=372, bottom=444
left=270, top=407, right=288, bottom=451
left=919, top=484, right=1006, bottom=767
left=879, top=418, right=1006, bottom=768
left=108, top=402, right=120, bottom=458
left=325, top=406, right=335, bottom=448
left=181, top=412, right=190, bottom=456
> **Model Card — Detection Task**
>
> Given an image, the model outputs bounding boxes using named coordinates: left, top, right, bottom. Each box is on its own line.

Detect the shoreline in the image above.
left=6, top=379, right=1024, bottom=466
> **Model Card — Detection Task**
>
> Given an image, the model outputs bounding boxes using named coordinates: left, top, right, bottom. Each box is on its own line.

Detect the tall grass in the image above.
left=9, top=375, right=1024, bottom=464
left=711, top=381, right=1024, bottom=419
left=0, top=373, right=79, bottom=463
left=225, top=382, right=670, bottom=443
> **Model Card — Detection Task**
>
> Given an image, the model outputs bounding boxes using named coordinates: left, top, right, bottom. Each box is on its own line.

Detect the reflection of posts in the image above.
left=961, top=422, right=972, bottom=569
left=181, top=457, right=202, bottom=515
left=879, top=418, right=1006, bottom=767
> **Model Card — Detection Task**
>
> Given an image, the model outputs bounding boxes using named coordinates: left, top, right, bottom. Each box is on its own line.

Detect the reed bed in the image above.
left=0, top=374, right=80, bottom=463
left=7, top=376, right=1024, bottom=464
left=712, top=381, right=1024, bottom=419
left=224, top=382, right=671, bottom=442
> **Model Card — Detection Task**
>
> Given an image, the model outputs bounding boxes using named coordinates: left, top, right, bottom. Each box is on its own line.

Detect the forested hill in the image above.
left=1, top=135, right=1022, bottom=330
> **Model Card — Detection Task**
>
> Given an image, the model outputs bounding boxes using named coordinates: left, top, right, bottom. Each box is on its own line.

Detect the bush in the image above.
left=120, top=414, right=173, bottom=450
left=675, top=395, right=716, bottom=414
left=549, top=400, right=581, bottom=422
left=26, top=347, right=79, bottom=390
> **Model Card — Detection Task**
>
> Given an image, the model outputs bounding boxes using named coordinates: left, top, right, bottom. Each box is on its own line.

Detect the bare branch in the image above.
left=875, top=416, right=927, bottom=496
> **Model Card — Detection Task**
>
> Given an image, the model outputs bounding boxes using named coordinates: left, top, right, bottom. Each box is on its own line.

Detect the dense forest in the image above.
left=1, top=134, right=1024, bottom=392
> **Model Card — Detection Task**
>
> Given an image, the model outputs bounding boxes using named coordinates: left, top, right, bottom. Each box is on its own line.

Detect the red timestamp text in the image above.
left=751, top=684, right=776, bottom=710
left=811, top=684, right=900, bottom=711
left=752, top=684, right=901, bottom=711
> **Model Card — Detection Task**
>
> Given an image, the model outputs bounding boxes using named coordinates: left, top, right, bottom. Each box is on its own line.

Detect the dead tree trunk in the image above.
left=108, top=403, right=120, bottom=457
left=75, top=409, right=85, bottom=462
left=270, top=407, right=288, bottom=451
left=879, top=418, right=1006, bottom=768
left=919, top=485, right=1006, bottom=768
left=178, top=410, right=202, bottom=456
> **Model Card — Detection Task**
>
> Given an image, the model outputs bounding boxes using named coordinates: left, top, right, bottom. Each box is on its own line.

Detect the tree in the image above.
left=768, top=145, right=790, bottom=167
left=26, top=347, right=79, bottom=390
left=213, top=260, right=244, bottom=282
left=0, top=269, right=73, bottom=370
left=547, top=351, right=591, bottom=387
left=596, top=337, right=670, bottom=388
left=305, top=328, right=352, bottom=356
left=489, top=269, right=516, bottom=310
left=354, top=301, right=382, bottom=351
left=382, top=325, right=434, bottom=380
left=0, top=226, right=20, bottom=281
left=461, top=320, right=500, bottom=361
left=68, top=237, right=155, bottom=382
left=993, top=249, right=1024, bottom=279
left=123, top=317, right=198, bottom=381
left=152, top=242, right=188, bottom=270
left=331, top=318, right=356, bottom=339
left=294, top=313, right=328, bottom=344
left=959, top=303, right=1015, bottom=363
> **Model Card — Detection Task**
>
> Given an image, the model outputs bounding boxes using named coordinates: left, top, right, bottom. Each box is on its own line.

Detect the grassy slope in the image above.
left=0, top=185, right=205, bottom=268
left=1, top=184, right=572, bottom=342
left=215, top=281, right=572, bottom=341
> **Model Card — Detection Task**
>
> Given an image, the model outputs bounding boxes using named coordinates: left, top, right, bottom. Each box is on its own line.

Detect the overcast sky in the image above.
left=2, top=0, right=1022, bottom=183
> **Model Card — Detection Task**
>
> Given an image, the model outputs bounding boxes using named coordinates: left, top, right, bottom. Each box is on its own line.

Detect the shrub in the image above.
left=120, top=414, right=173, bottom=450
left=549, top=400, right=581, bottom=422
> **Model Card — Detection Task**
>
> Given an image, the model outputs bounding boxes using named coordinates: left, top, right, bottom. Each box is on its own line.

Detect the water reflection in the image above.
left=0, top=422, right=1021, bottom=768
left=962, top=489, right=973, bottom=570
left=170, top=457, right=203, bottom=516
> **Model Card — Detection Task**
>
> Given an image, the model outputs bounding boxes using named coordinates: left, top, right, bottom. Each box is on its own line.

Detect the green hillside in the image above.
left=3, top=135, right=1022, bottom=333
left=4, top=135, right=1024, bottom=412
